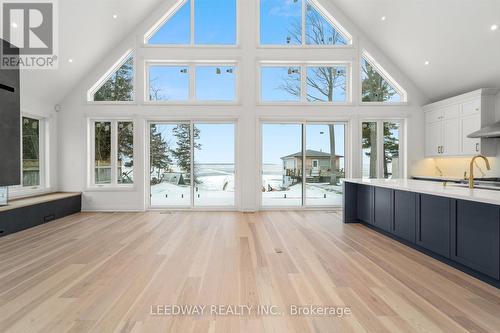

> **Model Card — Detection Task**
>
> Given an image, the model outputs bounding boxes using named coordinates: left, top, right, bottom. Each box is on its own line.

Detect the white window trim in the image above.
left=258, top=61, right=352, bottom=105
left=87, top=50, right=136, bottom=103
left=143, top=0, right=240, bottom=47
left=145, top=119, right=238, bottom=210
left=8, top=114, right=49, bottom=199
left=88, top=119, right=136, bottom=190
left=257, top=0, right=353, bottom=48
left=360, top=50, right=408, bottom=104
left=258, top=119, right=350, bottom=210
left=144, top=61, right=240, bottom=105
left=359, top=119, right=405, bottom=179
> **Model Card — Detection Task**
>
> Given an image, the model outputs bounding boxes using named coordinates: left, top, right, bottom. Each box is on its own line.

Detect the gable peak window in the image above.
left=260, top=0, right=352, bottom=46
left=89, top=51, right=135, bottom=102
left=361, top=50, right=407, bottom=103
left=146, top=0, right=237, bottom=45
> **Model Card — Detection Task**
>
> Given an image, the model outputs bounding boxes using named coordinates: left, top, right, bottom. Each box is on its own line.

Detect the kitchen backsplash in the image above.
left=412, top=156, right=500, bottom=179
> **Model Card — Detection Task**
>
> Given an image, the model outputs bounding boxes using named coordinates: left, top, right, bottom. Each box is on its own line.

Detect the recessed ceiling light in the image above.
left=112, top=14, right=118, bottom=19
left=491, top=24, right=498, bottom=31
left=68, top=58, right=74, bottom=63
left=381, top=16, right=386, bottom=21
left=11, top=22, right=18, bottom=28
left=424, top=60, right=430, bottom=65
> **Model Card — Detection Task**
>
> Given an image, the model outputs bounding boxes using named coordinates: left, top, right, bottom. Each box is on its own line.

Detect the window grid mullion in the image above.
left=301, top=0, right=306, bottom=45
left=111, top=121, right=118, bottom=186
left=190, top=0, right=195, bottom=45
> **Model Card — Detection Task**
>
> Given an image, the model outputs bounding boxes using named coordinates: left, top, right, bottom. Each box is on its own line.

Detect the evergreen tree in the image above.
left=117, top=122, right=134, bottom=183
left=361, top=59, right=397, bottom=102
left=362, top=122, right=378, bottom=178
left=94, top=57, right=134, bottom=101
left=149, top=124, right=172, bottom=182
left=172, top=124, right=201, bottom=183
left=383, top=122, right=399, bottom=178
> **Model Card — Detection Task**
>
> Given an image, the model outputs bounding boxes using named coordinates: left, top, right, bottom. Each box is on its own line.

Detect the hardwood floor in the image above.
left=1, top=211, right=500, bottom=333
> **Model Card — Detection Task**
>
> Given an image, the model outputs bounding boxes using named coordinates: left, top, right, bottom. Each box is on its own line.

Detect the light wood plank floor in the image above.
left=1, top=211, right=500, bottom=333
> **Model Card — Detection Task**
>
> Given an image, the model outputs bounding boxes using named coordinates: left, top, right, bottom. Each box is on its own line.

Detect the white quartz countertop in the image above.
left=344, top=179, right=500, bottom=206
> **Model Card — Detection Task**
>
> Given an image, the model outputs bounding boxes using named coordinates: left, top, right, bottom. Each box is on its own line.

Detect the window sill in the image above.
left=257, top=101, right=353, bottom=106
left=257, top=44, right=354, bottom=50
left=85, top=101, right=138, bottom=106
left=8, top=187, right=53, bottom=200
left=359, top=102, right=408, bottom=106
left=85, top=185, right=136, bottom=192
left=142, top=101, right=241, bottom=106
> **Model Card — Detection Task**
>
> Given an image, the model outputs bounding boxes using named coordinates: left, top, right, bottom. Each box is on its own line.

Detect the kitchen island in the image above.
left=343, top=179, right=500, bottom=287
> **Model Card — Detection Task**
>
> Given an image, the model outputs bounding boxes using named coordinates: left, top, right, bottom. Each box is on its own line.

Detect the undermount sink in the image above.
left=449, top=183, right=500, bottom=191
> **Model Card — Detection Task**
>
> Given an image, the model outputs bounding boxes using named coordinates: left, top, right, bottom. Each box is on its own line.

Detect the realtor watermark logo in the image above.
left=0, top=0, right=58, bottom=69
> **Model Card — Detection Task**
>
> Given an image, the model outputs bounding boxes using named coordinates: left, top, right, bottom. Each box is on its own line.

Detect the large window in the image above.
left=91, top=53, right=134, bottom=102
left=148, top=63, right=237, bottom=102
left=92, top=120, right=134, bottom=186
left=260, top=0, right=351, bottom=46
left=361, top=51, right=406, bottom=103
left=147, top=0, right=237, bottom=45
left=149, top=122, right=235, bottom=208
left=362, top=121, right=402, bottom=179
left=262, top=122, right=346, bottom=207
left=260, top=63, right=349, bottom=103
left=22, top=117, right=42, bottom=187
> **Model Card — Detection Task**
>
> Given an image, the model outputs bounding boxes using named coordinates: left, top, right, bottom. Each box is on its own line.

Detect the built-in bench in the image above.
left=0, top=192, right=81, bottom=237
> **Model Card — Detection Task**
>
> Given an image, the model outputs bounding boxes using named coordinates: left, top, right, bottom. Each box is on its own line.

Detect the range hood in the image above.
left=468, top=121, right=500, bottom=138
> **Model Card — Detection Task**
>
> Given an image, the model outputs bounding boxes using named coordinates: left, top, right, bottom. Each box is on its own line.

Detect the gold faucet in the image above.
left=469, top=155, right=491, bottom=189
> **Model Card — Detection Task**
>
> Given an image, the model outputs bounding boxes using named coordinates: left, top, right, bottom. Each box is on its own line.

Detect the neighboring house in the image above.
left=280, top=150, right=343, bottom=185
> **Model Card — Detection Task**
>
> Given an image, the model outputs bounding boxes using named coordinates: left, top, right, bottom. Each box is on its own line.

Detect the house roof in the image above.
left=281, top=150, right=344, bottom=160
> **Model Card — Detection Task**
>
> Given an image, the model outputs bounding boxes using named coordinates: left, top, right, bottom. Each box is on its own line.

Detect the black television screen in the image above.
left=0, top=39, right=21, bottom=187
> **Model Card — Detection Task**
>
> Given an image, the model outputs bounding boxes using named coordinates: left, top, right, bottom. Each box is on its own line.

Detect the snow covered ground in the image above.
left=150, top=164, right=235, bottom=207
left=150, top=164, right=343, bottom=207
left=262, top=164, right=343, bottom=206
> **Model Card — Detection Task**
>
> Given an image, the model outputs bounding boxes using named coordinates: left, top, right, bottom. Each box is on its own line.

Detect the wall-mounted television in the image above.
left=0, top=38, right=21, bottom=189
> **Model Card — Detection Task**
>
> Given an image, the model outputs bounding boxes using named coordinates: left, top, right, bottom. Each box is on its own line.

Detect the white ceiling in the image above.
left=20, top=0, right=161, bottom=107
left=17, top=0, right=500, bottom=106
left=333, top=0, right=500, bottom=102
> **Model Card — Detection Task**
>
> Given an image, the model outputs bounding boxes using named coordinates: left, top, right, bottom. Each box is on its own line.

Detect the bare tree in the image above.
left=279, top=5, right=347, bottom=184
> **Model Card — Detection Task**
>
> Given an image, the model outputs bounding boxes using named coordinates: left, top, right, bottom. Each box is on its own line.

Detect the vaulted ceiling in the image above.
left=18, top=0, right=500, bottom=107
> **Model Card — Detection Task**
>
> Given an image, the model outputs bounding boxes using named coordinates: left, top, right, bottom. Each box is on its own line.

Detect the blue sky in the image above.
left=263, top=124, right=345, bottom=165
left=147, top=1, right=350, bottom=101
left=154, top=123, right=234, bottom=164
left=154, top=123, right=345, bottom=166
left=148, top=0, right=236, bottom=45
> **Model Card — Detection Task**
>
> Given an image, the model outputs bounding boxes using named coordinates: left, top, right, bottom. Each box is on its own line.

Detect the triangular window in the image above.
left=146, top=0, right=236, bottom=45
left=305, top=1, right=349, bottom=45
left=90, top=52, right=134, bottom=102
left=260, top=0, right=352, bottom=46
left=361, top=51, right=406, bottom=103
left=147, top=0, right=191, bottom=45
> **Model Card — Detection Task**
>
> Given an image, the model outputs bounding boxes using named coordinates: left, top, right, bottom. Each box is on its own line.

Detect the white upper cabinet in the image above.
left=423, top=89, right=498, bottom=158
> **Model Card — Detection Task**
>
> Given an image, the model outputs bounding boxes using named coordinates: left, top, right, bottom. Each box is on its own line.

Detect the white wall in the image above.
left=57, top=0, right=427, bottom=211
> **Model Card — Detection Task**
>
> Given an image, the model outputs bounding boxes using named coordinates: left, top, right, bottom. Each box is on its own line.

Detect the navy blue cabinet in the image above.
left=357, top=185, right=373, bottom=224
left=416, top=194, right=451, bottom=258
left=452, top=200, right=500, bottom=279
left=393, top=190, right=416, bottom=243
left=0, top=194, right=81, bottom=237
left=373, top=187, right=393, bottom=232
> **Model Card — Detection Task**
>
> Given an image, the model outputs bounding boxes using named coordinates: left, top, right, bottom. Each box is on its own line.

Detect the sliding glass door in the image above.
left=305, top=124, right=345, bottom=206
left=149, top=122, right=235, bottom=208
left=262, top=124, right=303, bottom=207
left=194, top=124, right=235, bottom=206
left=149, top=123, right=191, bottom=207
left=261, top=122, right=347, bottom=208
